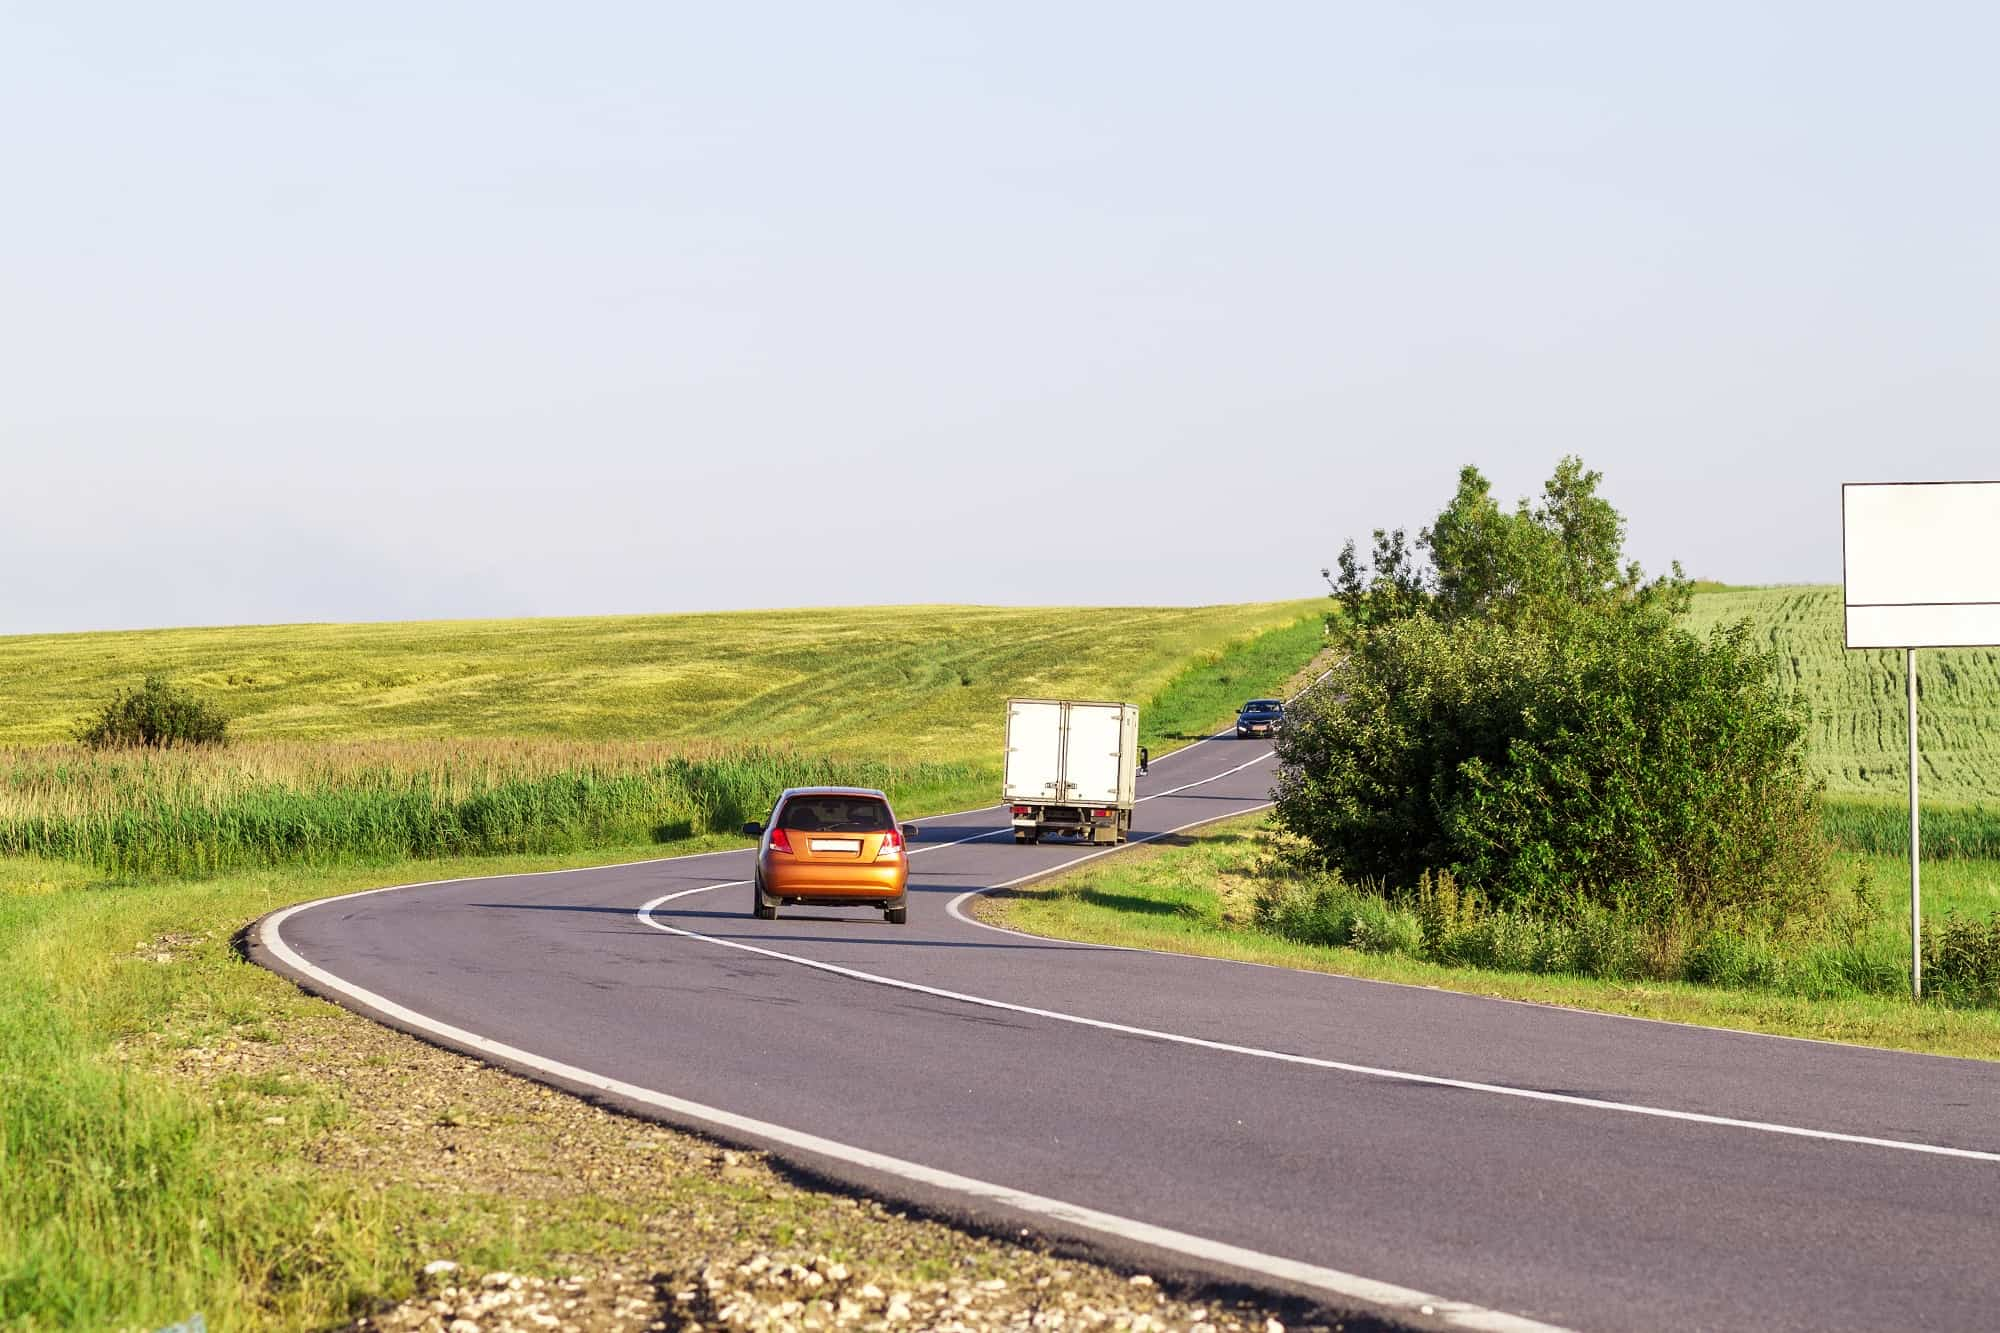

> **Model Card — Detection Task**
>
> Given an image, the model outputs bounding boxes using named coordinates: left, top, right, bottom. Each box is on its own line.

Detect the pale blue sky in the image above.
left=4, top=3, right=1996, bottom=633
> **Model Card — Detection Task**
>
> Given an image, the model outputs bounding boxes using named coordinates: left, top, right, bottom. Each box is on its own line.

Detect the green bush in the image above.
left=1280, top=457, right=1831, bottom=930
left=75, top=675, right=229, bottom=749
left=1274, top=608, right=1829, bottom=922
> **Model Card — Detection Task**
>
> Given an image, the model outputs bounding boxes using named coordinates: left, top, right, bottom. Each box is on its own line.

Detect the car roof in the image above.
left=1242, top=698, right=1283, bottom=707
left=776, top=786, right=891, bottom=800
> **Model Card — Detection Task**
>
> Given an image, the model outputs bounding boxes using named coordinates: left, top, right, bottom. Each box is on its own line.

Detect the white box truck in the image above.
left=1003, top=698, right=1145, bottom=844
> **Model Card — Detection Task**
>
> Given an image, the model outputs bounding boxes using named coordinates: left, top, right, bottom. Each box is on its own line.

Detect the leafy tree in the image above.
left=75, top=675, right=229, bottom=748
left=1330, top=456, right=1690, bottom=634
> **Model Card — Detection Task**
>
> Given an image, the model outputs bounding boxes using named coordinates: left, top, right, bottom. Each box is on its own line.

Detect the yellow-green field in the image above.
left=1687, top=585, right=2000, bottom=804
left=0, top=602, right=1326, bottom=879
left=0, top=602, right=1320, bottom=753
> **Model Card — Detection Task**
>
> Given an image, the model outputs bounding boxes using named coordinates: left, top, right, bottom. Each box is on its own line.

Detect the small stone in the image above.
left=977, top=1278, right=1006, bottom=1292
left=482, top=1270, right=514, bottom=1288
left=424, top=1260, right=461, bottom=1279
left=448, top=1321, right=480, bottom=1333
left=1128, top=1275, right=1155, bottom=1288
left=1265, top=1320, right=1286, bottom=1333
left=860, top=1284, right=885, bottom=1301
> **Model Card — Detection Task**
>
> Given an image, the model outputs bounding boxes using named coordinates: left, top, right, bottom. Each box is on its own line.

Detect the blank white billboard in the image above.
left=1844, top=481, right=2000, bottom=649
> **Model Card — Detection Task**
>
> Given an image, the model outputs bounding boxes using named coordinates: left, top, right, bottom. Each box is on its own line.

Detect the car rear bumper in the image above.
left=762, top=860, right=906, bottom=900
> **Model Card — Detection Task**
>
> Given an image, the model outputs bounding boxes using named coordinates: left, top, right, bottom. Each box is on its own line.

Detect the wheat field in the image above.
left=1687, top=585, right=2000, bottom=804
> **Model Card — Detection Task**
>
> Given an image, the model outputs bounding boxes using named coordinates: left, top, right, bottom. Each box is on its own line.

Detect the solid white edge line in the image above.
left=259, top=902, right=1563, bottom=1333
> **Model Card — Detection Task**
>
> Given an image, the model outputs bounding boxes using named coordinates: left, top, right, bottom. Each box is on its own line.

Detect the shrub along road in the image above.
left=255, top=737, right=2000, bottom=1333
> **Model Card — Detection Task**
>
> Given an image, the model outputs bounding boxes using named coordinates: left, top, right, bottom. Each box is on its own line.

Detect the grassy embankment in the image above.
left=987, top=816, right=2000, bottom=1060
left=0, top=601, right=1326, bottom=1331
left=986, top=586, right=2000, bottom=1058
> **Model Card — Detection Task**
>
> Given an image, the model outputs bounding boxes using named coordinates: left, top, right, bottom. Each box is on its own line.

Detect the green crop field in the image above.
left=1688, top=584, right=2000, bottom=805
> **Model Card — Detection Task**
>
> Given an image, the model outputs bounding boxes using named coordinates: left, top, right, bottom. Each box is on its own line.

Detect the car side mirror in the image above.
left=742, top=821, right=764, bottom=838
left=901, top=823, right=919, bottom=842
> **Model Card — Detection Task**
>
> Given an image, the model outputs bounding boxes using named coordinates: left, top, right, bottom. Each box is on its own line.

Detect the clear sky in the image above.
left=5, top=3, right=1995, bottom=634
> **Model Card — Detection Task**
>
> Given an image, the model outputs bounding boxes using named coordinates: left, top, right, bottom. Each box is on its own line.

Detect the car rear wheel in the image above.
left=886, top=902, right=908, bottom=925
left=752, top=878, right=777, bottom=920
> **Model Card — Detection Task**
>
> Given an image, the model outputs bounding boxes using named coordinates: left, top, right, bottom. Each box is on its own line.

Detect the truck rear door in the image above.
left=1062, top=703, right=1128, bottom=806
left=1003, top=700, right=1066, bottom=803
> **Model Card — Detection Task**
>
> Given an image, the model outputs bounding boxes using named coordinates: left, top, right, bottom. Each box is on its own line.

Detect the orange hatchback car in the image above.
left=743, top=787, right=919, bottom=924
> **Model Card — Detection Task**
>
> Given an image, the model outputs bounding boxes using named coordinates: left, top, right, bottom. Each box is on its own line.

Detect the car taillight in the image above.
left=875, top=828, right=903, bottom=861
left=1010, top=805, right=1031, bottom=815
left=768, top=827, right=794, bottom=854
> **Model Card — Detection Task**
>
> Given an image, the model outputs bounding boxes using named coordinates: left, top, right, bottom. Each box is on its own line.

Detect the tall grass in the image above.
left=0, top=741, right=981, bottom=878
left=1823, top=797, right=2000, bottom=861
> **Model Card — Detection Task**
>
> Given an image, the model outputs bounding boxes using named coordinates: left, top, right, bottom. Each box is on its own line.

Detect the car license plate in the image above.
left=809, top=838, right=862, bottom=853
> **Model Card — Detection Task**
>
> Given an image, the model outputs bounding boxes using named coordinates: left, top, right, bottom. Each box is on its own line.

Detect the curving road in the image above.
left=254, top=736, right=2000, bottom=1332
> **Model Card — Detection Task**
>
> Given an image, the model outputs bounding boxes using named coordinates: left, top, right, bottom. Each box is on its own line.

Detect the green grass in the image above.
left=0, top=601, right=1321, bottom=752
left=1687, top=584, right=2000, bottom=803
left=987, top=815, right=2000, bottom=1060
left=1139, top=614, right=1328, bottom=744
left=1824, top=794, right=2000, bottom=861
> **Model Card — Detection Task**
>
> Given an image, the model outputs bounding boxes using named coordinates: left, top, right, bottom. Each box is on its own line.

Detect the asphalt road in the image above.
left=256, top=735, right=2000, bottom=1332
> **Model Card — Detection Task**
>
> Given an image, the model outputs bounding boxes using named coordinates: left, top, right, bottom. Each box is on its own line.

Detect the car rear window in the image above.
left=777, top=796, right=893, bottom=832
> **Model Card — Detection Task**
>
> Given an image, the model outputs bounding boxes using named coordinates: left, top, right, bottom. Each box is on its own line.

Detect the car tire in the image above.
left=886, top=902, right=908, bottom=925
left=752, top=878, right=777, bottom=920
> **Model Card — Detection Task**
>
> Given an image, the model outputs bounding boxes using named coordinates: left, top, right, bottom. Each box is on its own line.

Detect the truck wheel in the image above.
left=752, top=879, right=777, bottom=920
left=1015, top=830, right=1038, bottom=845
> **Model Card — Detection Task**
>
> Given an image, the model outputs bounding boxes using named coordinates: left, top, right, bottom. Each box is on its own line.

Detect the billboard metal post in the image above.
left=1908, top=648, right=1920, bottom=1001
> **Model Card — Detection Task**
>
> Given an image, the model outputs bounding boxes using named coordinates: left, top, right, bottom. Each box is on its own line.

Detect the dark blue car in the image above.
left=1235, top=698, right=1284, bottom=738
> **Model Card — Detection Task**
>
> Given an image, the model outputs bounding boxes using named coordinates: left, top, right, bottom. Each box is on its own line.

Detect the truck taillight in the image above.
left=875, top=829, right=903, bottom=861
left=1091, top=809, right=1111, bottom=818
left=1010, top=805, right=1031, bottom=815
left=768, top=828, right=794, bottom=854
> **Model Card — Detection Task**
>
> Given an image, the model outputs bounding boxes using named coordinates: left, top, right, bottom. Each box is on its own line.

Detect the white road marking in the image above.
left=257, top=739, right=1567, bottom=1331
left=633, top=778, right=2000, bottom=1167
left=259, top=878, right=1562, bottom=1333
